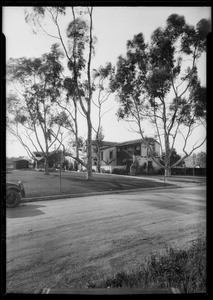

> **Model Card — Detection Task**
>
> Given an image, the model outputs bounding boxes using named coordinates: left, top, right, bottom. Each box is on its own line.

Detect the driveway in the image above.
left=6, top=186, right=206, bottom=293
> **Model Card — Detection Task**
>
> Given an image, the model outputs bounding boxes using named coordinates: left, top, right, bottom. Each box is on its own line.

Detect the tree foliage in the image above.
left=195, top=151, right=206, bottom=168
left=25, top=6, right=95, bottom=179
left=160, top=148, right=184, bottom=167
left=7, top=44, right=64, bottom=174
left=111, top=14, right=210, bottom=176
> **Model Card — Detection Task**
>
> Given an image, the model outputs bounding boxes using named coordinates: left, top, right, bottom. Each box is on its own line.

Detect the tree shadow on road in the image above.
left=6, top=204, right=46, bottom=219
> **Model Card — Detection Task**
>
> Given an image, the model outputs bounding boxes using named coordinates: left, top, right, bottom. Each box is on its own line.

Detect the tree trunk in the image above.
left=74, top=100, right=79, bottom=171
left=44, top=155, right=49, bottom=175
left=97, top=148, right=101, bottom=173
left=86, top=117, right=93, bottom=180
left=85, top=7, right=93, bottom=180
left=164, top=131, right=172, bottom=177
left=75, top=136, right=79, bottom=171
left=164, top=165, right=171, bottom=177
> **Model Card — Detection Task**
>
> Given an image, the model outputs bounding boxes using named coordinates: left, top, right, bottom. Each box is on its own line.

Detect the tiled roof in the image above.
left=99, top=138, right=159, bottom=150
left=116, top=138, right=159, bottom=147
left=116, top=139, right=142, bottom=146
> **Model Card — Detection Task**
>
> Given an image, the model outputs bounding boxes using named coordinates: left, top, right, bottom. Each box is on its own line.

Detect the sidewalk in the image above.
left=97, top=172, right=206, bottom=184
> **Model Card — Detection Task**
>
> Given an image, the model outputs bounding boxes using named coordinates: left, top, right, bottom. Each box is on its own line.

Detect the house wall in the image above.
left=134, top=155, right=161, bottom=169
left=155, top=143, right=161, bottom=156
left=14, top=160, right=29, bottom=169
left=100, top=165, right=126, bottom=173
left=100, top=147, right=117, bottom=166
left=141, top=141, right=161, bottom=157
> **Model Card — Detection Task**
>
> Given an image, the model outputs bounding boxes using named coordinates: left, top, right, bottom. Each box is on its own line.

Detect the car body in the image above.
left=6, top=181, right=25, bottom=208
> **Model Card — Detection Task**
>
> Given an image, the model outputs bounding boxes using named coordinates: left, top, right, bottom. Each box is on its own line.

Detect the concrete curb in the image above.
left=20, top=183, right=206, bottom=203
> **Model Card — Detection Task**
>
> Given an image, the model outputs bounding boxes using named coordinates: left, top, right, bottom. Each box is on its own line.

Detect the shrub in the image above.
left=130, top=159, right=140, bottom=175
left=68, top=162, right=74, bottom=171
left=112, top=168, right=128, bottom=175
left=156, top=168, right=165, bottom=175
left=130, top=163, right=137, bottom=176
left=87, top=236, right=206, bottom=293
left=101, top=168, right=110, bottom=173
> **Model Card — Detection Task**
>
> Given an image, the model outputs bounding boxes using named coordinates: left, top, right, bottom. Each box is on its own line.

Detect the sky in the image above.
left=3, top=6, right=210, bottom=158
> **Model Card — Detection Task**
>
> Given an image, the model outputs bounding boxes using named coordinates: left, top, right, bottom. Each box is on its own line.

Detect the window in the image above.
left=109, top=150, right=113, bottom=160
left=101, top=151, right=103, bottom=161
left=134, top=144, right=141, bottom=156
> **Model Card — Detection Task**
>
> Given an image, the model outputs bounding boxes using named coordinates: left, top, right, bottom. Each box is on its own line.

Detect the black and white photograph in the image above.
left=2, top=4, right=210, bottom=294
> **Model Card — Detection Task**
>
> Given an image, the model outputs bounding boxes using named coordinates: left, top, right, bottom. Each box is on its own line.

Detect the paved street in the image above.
left=6, top=186, right=206, bottom=293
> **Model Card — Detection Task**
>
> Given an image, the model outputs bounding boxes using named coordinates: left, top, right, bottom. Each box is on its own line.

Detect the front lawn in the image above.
left=6, top=170, right=174, bottom=198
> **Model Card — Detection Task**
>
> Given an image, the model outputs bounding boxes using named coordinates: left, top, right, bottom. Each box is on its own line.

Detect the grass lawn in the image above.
left=6, top=169, right=175, bottom=198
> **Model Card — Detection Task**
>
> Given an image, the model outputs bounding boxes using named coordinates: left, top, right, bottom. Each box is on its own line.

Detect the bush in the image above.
left=87, top=236, right=206, bottom=293
left=130, top=163, right=137, bottom=176
left=112, top=168, right=128, bottom=175
left=156, top=168, right=165, bottom=175
left=185, top=168, right=206, bottom=176
left=101, top=168, right=110, bottom=173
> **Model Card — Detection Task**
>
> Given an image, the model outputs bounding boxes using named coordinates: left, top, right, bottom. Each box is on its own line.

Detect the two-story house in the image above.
left=91, top=138, right=161, bottom=173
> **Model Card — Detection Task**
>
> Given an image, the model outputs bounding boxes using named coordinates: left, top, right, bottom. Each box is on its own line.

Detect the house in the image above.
left=91, top=141, right=117, bottom=168
left=32, top=151, right=45, bottom=169
left=6, top=156, right=31, bottom=170
left=6, top=158, right=15, bottom=170
left=90, top=138, right=162, bottom=173
left=81, top=140, right=117, bottom=171
left=32, top=151, right=79, bottom=170
left=13, top=159, right=29, bottom=169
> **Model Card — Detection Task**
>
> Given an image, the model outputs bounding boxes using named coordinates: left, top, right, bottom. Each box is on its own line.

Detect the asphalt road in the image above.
left=6, top=186, right=206, bottom=293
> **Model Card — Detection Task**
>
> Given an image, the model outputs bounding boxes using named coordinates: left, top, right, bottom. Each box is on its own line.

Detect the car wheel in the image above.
left=6, top=189, right=21, bottom=208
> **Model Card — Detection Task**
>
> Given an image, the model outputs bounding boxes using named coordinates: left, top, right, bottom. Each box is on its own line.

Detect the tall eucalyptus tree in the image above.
left=25, top=6, right=95, bottom=179
left=7, top=44, right=64, bottom=174
left=111, top=14, right=210, bottom=176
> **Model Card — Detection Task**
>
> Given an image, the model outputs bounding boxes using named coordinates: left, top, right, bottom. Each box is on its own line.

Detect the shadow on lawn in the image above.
left=6, top=204, right=46, bottom=219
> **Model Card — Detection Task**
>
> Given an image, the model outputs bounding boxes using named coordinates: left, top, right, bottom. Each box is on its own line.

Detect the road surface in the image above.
left=6, top=186, right=206, bottom=293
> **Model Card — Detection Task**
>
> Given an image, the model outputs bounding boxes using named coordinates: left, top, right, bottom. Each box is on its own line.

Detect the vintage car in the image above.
left=6, top=181, right=25, bottom=208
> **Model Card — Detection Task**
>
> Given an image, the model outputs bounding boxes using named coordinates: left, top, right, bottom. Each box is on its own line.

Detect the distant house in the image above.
left=6, top=158, right=15, bottom=170
left=83, top=138, right=161, bottom=173
left=13, top=159, right=29, bottom=169
left=6, top=157, right=30, bottom=170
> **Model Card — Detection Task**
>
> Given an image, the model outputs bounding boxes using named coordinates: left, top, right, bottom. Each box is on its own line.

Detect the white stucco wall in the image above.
left=141, top=141, right=161, bottom=157
left=134, top=155, right=161, bottom=169
left=100, top=147, right=117, bottom=166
